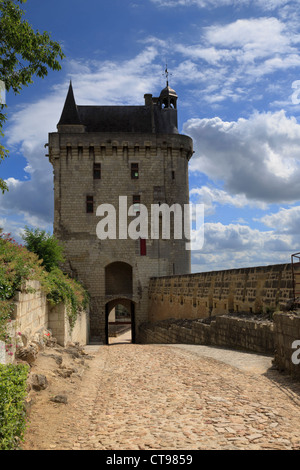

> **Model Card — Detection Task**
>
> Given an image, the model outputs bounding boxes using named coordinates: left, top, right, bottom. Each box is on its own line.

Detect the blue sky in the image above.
left=1, top=0, right=300, bottom=272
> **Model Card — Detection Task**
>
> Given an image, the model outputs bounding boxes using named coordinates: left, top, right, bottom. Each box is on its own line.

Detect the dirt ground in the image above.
left=21, top=340, right=98, bottom=450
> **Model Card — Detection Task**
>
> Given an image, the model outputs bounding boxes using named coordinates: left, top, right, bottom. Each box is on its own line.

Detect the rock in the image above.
left=54, top=355, right=63, bottom=365
left=50, top=395, right=68, bottom=404
left=65, top=348, right=81, bottom=359
left=30, top=374, right=48, bottom=391
left=56, top=366, right=77, bottom=378
left=16, top=344, right=39, bottom=364
left=46, top=337, right=58, bottom=347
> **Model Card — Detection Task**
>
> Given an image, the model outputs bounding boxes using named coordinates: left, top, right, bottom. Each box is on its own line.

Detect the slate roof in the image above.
left=57, top=82, right=178, bottom=134
left=77, top=105, right=153, bottom=133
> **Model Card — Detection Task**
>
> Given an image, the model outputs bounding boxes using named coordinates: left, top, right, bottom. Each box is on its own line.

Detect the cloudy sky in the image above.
left=1, top=0, right=300, bottom=272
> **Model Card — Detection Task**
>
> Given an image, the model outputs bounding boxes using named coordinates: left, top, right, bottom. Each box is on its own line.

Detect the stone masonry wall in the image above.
left=139, top=315, right=275, bottom=354
left=11, top=280, right=48, bottom=338
left=0, top=281, right=89, bottom=364
left=273, top=312, right=300, bottom=379
left=48, top=303, right=89, bottom=347
left=148, top=263, right=293, bottom=323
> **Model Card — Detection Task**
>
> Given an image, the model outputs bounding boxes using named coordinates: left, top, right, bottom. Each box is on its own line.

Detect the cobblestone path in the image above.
left=24, top=340, right=300, bottom=450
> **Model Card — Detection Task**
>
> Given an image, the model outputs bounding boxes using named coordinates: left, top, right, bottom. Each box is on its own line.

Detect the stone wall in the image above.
left=273, top=312, right=300, bottom=378
left=11, top=280, right=48, bottom=338
left=139, top=315, right=275, bottom=354
left=48, top=303, right=89, bottom=347
left=148, top=263, right=293, bottom=323
left=0, top=281, right=89, bottom=364
left=139, top=312, right=300, bottom=379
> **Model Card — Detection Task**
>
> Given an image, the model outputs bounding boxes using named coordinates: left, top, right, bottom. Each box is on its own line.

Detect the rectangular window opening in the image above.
left=86, top=195, right=94, bottom=213
left=93, top=163, right=101, bottom=179
left=131, top=163, right=139, bottom=179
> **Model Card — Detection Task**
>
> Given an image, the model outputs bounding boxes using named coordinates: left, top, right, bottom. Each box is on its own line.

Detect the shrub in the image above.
left=0, top=230, right=89, bottom=338
left=22, top=227, right=65, bottom=272
left=0, top=364, right=29, bottom=450
left=0, top=233, right=46, bottom=341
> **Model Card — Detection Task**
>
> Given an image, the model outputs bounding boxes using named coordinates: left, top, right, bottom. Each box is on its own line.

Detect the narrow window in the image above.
left=86, top=196, right=94, bottom=213
left=140, top=238, right=146, bottom=256
left=93, top=163, right=101, bottom=180
left=171, top=170, right=175, bottom=180
left=133, top=195, right=140, bottom=214
left=131, top=163, right=139, bottom=179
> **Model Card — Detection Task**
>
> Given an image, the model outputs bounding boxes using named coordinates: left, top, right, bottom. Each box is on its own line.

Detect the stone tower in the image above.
left=48, top=80, right=193, bottom=343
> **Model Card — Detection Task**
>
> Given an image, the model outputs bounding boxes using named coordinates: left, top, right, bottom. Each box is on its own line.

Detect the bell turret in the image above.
left=159, top=66, right=178, bottom=109
left=159, top=85, right=178, bottom=109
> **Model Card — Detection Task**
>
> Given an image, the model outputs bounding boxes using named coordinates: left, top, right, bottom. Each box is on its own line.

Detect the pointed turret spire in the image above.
left=57, top=81, right=82, bottom=126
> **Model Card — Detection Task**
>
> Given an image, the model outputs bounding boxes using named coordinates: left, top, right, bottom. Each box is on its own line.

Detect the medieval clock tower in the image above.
left=48, top=77, right=193, bottom=344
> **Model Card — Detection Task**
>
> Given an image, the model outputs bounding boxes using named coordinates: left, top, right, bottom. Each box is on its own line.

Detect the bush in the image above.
left=0, top=232, right=46, bottom=341
left=0, top=229, right=89, bottom=338
left=0, top=364, right=29, bottom=450
left=22, top=227, right=65, bottom=272
left=0, top=234, right=45, bottom=298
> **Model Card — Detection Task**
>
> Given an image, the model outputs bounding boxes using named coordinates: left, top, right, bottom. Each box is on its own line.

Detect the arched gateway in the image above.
left=105, top=298, right=136, bottom=345
left=48, top=80, right=193, bottom=344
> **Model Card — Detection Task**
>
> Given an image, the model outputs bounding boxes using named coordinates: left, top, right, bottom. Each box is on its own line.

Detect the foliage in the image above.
left=0, top=231, right=45, bottom=297
left=0, top=231, right=46, bottom=341
left=20, top=227, right=89, bottom=328
left=22, top=226, right=65, bottom=272
left=0, top=363, right=29, bottom=450
left=46, top=268, right=89, bottom=329
left=0, top=230, right=89, bottom=338
left=0, top=0, right=65, bottom=193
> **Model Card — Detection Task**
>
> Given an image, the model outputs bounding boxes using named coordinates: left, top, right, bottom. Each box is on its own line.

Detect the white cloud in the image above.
left=185, top=110, right=300, bottom=204
left=203, top=17, right=300, bottom=77
left=190, top=186, right=267, bottom=213
left=151, top=0, right=291, bottom=10
left=258, top=206, right=300, bottom=234
left=191, top=220, right=294, bottom=272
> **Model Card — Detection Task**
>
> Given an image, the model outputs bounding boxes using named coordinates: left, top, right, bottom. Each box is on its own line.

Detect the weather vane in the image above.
left=163, top=63, right=172, bottom=87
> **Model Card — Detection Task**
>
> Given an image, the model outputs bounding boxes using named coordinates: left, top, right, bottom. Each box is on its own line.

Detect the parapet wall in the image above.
left=139, top=312, right=300, bottom=379
left=148, top=263, right=293, bottom=323
left=139, top=316, right=275, bottom=354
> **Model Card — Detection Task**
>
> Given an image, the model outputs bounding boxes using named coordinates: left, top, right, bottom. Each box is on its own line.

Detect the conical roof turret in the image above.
left=57, top=81, right=82, bottom=126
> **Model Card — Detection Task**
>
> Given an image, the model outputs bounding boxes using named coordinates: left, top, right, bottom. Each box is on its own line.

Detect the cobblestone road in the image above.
left=24, top=334, right=300, bottom=450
